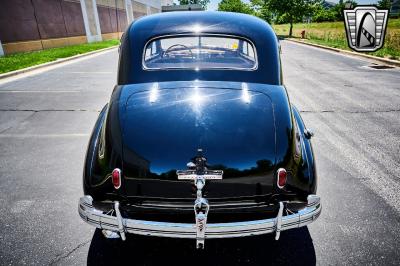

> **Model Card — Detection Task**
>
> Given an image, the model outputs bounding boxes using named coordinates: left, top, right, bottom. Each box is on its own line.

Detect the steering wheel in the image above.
left=162, top=44, right=194, bottom=59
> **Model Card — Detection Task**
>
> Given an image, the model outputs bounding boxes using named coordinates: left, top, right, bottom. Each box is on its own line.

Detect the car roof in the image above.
left=128, top=11, right=276, bottom=42
left=118, top=12, right=281, bottom=85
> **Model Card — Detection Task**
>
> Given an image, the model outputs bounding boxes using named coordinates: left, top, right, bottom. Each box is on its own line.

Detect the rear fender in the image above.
left=83, top=104, right=109, bottom=197
left=83, top=86, right=125, bottom=200
left=292, top=106, right=317, bottom=194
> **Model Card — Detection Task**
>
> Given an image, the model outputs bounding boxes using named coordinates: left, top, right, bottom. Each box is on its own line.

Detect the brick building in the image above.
left=0, top=0, right=173, bottom=55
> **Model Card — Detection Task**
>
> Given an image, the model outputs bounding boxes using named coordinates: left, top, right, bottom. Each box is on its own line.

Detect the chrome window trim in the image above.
left=142, top=33, right=259, bottom=71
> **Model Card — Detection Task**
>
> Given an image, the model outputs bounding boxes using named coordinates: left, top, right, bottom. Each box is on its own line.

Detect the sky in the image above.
left=204, top=0, right=378, bottom=11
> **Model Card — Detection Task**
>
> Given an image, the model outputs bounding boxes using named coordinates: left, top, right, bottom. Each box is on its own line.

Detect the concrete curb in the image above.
left=0, top=46, right=118, bottom=80
left=286, top=38, right=400, bottom=67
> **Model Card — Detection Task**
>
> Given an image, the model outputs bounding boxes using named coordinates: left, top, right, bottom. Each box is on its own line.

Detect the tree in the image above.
left=218, top=0, right=254, bottom=14
left=331, top=0, right=358, bottom=21
left=377, top=0, right=392, bottom=9
left=178, top=0, right=210, bottom=10
left=250, top=0, right=273, bottom=23
left=312, top=2, right=336, bottom=22
left=267, top=0, right=318, bottom=36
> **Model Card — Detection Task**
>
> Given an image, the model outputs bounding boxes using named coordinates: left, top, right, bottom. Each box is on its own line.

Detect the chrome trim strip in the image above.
left=141, top=33, right=259, bottom=71
left=78, top=195, right=321, bottom=239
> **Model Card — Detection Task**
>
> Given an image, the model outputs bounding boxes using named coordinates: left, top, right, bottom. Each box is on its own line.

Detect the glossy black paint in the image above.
left=83, top=12, right=317, bottom=220
left=118, top=11, right=281, bottom=85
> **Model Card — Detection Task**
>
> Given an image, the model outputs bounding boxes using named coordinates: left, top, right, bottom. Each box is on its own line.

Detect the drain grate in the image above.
left=367, top=64, right=395, bottom=69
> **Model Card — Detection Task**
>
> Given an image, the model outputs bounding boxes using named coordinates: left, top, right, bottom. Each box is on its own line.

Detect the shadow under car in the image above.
left=87, top=227, right=316, bottom=266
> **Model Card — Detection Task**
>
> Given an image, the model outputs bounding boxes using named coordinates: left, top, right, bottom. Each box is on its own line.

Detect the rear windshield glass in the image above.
left=143, top=35, right=257, bottom=70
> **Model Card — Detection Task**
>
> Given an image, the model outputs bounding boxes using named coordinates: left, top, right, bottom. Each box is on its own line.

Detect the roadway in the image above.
left=0, top=40, right=399, bottom=265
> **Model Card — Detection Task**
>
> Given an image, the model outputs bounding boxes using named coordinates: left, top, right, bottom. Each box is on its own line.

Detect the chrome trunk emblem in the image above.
left=176, top=170, right=223, bottom=180
left=176, top=149, right=223, bottom=180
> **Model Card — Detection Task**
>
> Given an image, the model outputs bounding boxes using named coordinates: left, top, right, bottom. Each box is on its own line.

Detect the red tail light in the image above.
left=277, top=168, right=287, bottom=189
left=112, top=168, right=121, bottom=189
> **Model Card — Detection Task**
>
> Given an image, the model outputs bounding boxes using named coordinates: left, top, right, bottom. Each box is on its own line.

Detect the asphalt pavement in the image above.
left=0, top=41, right=399, bottom=265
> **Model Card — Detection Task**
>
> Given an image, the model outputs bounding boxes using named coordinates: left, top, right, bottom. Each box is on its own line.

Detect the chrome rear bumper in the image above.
left=79, top=195, right=321, bottom=240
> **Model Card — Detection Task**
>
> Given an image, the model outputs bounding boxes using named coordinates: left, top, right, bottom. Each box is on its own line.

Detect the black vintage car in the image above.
left=79, top=11, right=321, bottom=249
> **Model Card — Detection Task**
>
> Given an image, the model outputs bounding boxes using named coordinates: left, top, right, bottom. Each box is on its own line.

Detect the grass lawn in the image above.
left=273, top=19, right=400, bottom=60
left=0, top=39, right=120, bottom=74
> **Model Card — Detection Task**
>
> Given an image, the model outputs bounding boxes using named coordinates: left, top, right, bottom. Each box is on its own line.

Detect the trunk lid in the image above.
left=120, top=82, right=277, bottom=199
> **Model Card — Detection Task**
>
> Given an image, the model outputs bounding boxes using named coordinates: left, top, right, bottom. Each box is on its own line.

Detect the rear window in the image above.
left=143, top=35, right=257, bottom=70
